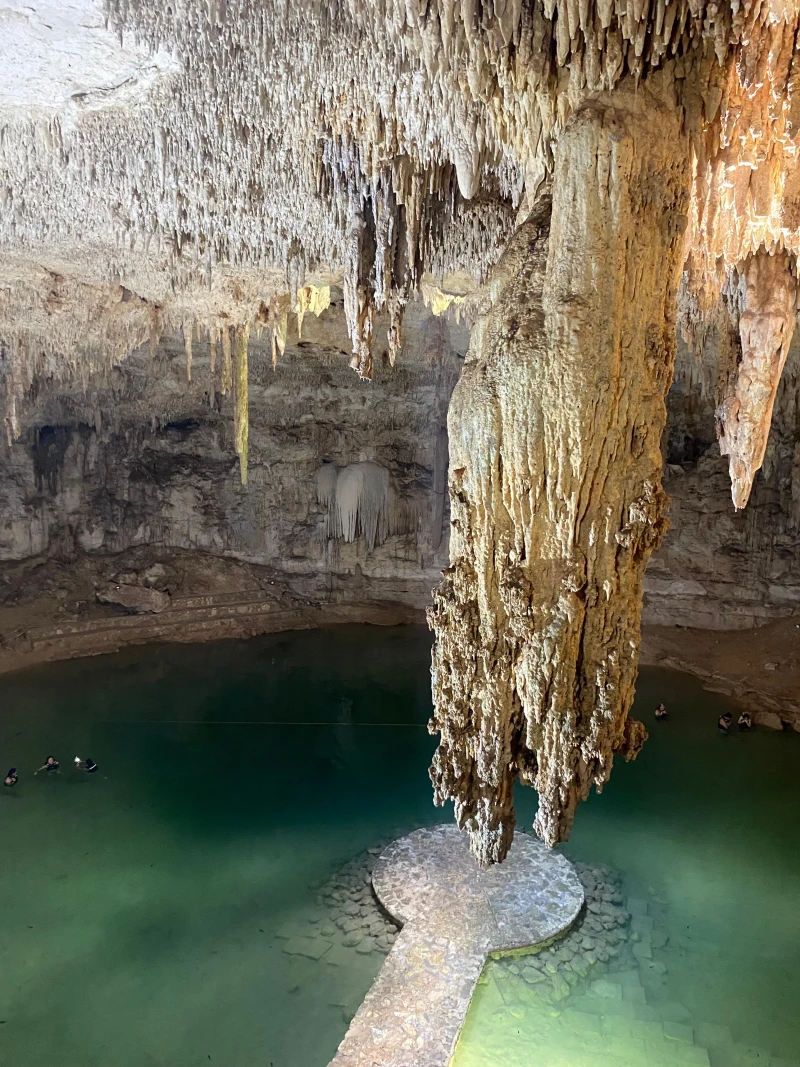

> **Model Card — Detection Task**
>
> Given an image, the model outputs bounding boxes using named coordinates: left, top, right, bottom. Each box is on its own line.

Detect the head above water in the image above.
left=46, top=756, right=56, bottom=763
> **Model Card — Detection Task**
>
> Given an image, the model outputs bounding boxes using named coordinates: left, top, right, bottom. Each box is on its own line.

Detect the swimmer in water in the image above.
left=4, top=768, right=18, bottom=787
left=74, top=757, right=98, bottom=773
left=655, top=703, right=668, bottom=720
left=718, top=712, right=733, bottom=734
left=737, top=712, right=753, bottom=731
left=34, top=756, right=60, bottom=775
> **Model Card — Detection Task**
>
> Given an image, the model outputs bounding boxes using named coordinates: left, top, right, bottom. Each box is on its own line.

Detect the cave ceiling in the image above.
left=1, top=5, right=798, bottom=412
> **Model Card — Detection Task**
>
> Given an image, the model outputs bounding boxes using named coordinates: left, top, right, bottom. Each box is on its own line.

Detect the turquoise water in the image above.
left=0, top=627, right=443, bottom=1067
left=456, top=667, right=800, bottom=1067
left=1, top=626, right=799, bottom=1067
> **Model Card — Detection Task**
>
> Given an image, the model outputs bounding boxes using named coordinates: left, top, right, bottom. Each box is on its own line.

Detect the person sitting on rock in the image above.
left=655, top=703, right=668, bottom=720
left=737, top=712, right=753, bottom=731
left=4, top=768, right=18, bottom=787
left=718, top=713, right=733, bottom=734
left=35, top=756, right=60, bottom=775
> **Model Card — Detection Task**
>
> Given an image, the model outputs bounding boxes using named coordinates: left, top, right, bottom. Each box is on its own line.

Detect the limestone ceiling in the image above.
left=0, top=0, right=179, bottom=113
left=1, top=1, right=800, bottom=500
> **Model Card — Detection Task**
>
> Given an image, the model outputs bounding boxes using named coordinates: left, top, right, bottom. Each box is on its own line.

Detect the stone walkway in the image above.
left=329, top=825, right=584, bottom=1067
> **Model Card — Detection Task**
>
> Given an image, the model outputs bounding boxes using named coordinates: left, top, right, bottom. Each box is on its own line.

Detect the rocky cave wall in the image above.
left=2, top=293, right=800, bottom=634
left=651, top=329, right=800, bottom=630
left=0, top=298, right=464, bottom=612
left=4, top=1, right=800, bottom=860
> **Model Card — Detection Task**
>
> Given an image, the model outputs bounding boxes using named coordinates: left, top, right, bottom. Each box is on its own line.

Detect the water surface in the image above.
left=1, top=628, right=798, bottom=1067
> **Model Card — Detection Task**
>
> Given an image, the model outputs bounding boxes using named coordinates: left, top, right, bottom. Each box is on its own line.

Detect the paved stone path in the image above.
left=329, top=824, right=584, bottom=1067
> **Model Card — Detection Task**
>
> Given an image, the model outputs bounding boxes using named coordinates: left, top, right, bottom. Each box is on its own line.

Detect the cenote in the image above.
left=0, top=624, right=798, bottom=1067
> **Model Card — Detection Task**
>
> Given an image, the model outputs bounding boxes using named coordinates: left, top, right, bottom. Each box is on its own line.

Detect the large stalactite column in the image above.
left=716, top=250, right=798, bottom=510
left=429, top=93, right=692, bottom=865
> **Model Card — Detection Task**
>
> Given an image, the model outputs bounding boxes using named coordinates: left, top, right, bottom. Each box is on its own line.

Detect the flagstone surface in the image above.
left=329, top=825, right=584, bottom=1067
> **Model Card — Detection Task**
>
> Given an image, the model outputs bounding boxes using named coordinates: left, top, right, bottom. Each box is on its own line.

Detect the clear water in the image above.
left=455, top=666, right=800, bottom=1067
left=0, top=627, right=798, bottom=1067
left=0, top=626, right=443, bottom=1067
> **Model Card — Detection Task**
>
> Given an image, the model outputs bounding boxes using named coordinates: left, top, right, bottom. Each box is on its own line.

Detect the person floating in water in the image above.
left=74, top=757, right=98, bottom=773
left=737, top=712, right=753, bottom=731
left=655, top=703, right=668, bottom=720
left=34, top=756, right=60, bottom=775
left=718, top=712, right=733, bottom=734
left=4, top=768, right=17, bottom=787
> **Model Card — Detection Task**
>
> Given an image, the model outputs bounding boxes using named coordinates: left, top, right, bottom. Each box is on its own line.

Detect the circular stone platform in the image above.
left=329, top=825, right=584, bottom=1067
left=373, top=824, right=584, bottom=950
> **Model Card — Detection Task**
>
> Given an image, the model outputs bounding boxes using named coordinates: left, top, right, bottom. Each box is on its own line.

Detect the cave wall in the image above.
left=1, top=292, right=799, bottom=634
left=0, top=298, right=464, bottom=612
left=645, top=329, right=800, bottom=630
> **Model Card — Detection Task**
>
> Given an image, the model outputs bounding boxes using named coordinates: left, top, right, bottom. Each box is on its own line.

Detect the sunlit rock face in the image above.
left=3, top=2, right=800, bottom=858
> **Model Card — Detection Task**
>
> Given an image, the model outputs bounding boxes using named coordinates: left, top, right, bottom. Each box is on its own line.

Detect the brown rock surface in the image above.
left=641, top=618, right=800, bottom=730
left=97, top=582, right=169, bottom=614
left=716, top=251, right=798, bottom=511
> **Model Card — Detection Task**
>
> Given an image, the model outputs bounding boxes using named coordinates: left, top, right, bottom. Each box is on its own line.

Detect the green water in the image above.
left=1, top=626, right=798, bottom=1067
left=456, top=666, right=800, bottom=1067
left=0, top=627, right=443, bottom=1067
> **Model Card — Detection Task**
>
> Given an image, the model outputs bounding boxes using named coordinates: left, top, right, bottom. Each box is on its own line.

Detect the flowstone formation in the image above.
left=430, top=89, right=691, bottom=862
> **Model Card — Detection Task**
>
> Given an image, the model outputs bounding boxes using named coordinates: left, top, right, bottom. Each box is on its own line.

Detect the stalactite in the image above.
left=429, top=89, right=691, bottom=864
left=386, top=293, right=406, bottom=367
left=343, top=206, right=377, bottom=379
left=233, top=323, right=250, bottom=486
left=4, top=1, right=800, bottom=405
left=220, top=325, right=233, bottom=395
left=209, top=325, right=218, bottom=375
left=315, top=463, right=339, bottom=527
left=294, top=285, right=331, bottom=340
left=315, top=460, right=412, bottom=552
left=183, top=322, right=193, bottom=382
left=716, top=251, right=798, bottom=510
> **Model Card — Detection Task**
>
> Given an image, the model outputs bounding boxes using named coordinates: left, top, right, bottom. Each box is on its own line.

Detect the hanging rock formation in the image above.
left=315, top=459, right=412, bottom=553
left=430, top=88, right=691, bottom=863
left=716, top=250, right=798, bottom=510
left=233, top=324, right=250, bottom=485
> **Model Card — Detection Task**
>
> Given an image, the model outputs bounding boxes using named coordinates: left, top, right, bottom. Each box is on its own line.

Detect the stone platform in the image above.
left=329, top=824, right=584, bottom=1067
